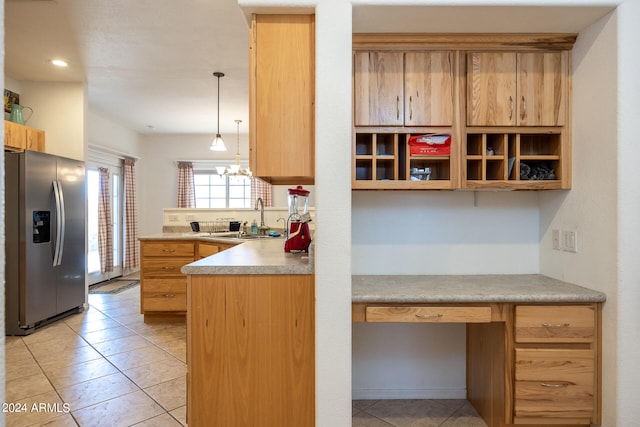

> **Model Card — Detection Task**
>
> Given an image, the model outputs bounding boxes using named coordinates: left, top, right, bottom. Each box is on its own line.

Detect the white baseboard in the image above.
left=352, top=387, right=467, bottom=400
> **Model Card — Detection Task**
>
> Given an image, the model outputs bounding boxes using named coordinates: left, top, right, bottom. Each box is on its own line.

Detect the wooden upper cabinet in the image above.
left=354, top=51, right=404, bottom=126
left=249, top=14, right=315, bottom=185
left=467, top=51, right=567, bottom=126
left=404, top=51, right=454, bottom=126
left=517, top=52, right=567, bottom=126
left=4, top=121, right=46, bottom=152
left=467, top=52, right=517, bottom=126
left=354, top=51, right=454, bottom=127
left=4, top=121, right=27, bottom=150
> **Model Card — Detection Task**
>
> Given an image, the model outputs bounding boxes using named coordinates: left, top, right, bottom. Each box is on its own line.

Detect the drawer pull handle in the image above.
left=162, top=294, right=176, bottom=298
left=542, top=322, right=570, bottom=327
left=541, top=383, right=570, bottom=388
left=415, top=313, right=443, bottom=319
left=162, top=249, right=176, bottom=253
left=161, top=266, right=175, bottom=270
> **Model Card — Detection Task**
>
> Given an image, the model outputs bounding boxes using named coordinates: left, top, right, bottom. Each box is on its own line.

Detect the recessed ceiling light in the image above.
left=50, top=59, right=68, bottom=67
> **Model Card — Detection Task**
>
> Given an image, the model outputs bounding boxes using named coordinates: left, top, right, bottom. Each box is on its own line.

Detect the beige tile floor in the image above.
left=5, top=283, right=186, bottom=427
left=5, top=279, right=487, bottom=427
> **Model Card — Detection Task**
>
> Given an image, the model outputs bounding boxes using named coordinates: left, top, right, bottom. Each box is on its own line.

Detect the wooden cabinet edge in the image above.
left=249, top=14, right=315, bottom=184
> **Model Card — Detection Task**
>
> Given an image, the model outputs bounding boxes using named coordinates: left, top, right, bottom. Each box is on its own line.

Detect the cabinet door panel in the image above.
left=251, top=14, right=315, bottom=182
left=188, top=275, right=314, bottom=426
left=518, top=52, right=566, bottom=126
left=4, top=121, right=27, bottom=150
left=467, top=52, right=517, bottom=126
left=354, top=51, right=404, bottom=126
left=405, top=51, right=454, bottom=126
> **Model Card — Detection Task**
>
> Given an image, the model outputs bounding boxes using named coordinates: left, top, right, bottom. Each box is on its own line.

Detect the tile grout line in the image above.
left=13, top=296, right=186, bottom=426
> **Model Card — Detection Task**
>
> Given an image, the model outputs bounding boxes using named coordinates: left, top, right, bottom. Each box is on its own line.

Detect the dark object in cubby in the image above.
left=520, top=162, right=556, bottom=180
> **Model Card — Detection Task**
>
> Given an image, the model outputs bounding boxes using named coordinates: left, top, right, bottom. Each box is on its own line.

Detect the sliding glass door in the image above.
left=87, top=162, right=124, bottom=285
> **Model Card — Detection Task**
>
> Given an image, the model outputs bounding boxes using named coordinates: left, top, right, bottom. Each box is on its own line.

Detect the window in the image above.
left=194, top=172, right=251, bottom=208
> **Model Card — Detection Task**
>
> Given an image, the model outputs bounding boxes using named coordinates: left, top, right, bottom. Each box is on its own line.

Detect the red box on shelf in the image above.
left=408, top=133, right=451, bottom=156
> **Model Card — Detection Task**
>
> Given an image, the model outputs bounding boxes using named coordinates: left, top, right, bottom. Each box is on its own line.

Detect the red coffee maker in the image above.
left=284, top=186, right=312, bottom=253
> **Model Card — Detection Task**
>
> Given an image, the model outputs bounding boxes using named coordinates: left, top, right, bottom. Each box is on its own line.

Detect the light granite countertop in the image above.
left=180, top=237, right=314, bottom=275
left=353, top=274, right=606, bottom=304
left=139, top=232, right=247, bottom=245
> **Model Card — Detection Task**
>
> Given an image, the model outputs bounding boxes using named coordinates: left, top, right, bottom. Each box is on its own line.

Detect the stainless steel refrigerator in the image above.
left=5, top=150, right=86, bottom=335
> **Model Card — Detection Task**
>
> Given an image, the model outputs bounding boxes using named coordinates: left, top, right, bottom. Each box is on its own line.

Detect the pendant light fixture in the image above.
left=216, top=119, right=252, bottom=177
left=209, top=71, right=227, bottom=152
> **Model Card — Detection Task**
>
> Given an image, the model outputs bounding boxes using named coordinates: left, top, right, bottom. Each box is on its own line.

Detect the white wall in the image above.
left=613, top=1, right=640, bottom=424
left=16, top=81, right=86, bottom=161
left=539, top=10, right=620, bottom=425
left=88, top=110, right=142, bottom=158
left=352, top=191, right=539, bottom=398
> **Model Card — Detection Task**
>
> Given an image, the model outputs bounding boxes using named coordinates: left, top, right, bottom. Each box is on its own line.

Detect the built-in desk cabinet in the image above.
left=354, top=301, right=601, bottom=427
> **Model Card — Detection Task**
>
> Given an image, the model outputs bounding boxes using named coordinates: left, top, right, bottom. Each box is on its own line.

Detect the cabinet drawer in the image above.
left=365, top=306, right=491, bottom=323
left=142, top=258, right=192, bottom=276
left=515, top=348, right=594, bottom=418
left=143, top=292, right=187, bottom=312
left=143, top=241, right=195, bottom=257
left=515, top=305, right=595, bottom=343
left=142, top=278, right=187, bottom=312
left=198, top=242, right=220, bottom=258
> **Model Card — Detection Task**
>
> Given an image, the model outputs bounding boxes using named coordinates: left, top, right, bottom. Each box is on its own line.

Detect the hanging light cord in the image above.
left=214, top=72, right=224, bottom=136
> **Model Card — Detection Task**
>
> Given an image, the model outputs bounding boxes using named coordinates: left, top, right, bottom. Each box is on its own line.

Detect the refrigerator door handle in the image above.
left=53, top=180, right=66, bottom=266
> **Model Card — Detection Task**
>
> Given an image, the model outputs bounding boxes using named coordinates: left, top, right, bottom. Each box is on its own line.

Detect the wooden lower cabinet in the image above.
left=187, top=274, right=315, bottom=426
left=467, top=303, right=601, bottom=427
left=140, top=240, right=195, bottom=322
left=140, top=239, right=237, bottom=322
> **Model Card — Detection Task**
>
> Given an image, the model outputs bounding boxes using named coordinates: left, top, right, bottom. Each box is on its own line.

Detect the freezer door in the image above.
left=22, top=151, right=59, bottom=326
left=56, top=156, right=87, bottom=313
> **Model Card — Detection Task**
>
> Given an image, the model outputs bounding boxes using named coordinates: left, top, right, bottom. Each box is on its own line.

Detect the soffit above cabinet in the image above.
left=352, top=5, right=616, bottom=34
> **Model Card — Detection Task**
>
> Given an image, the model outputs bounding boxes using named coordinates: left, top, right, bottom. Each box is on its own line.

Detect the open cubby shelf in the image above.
left=464, top=131, right=566, bottom=189
left=353, top=131, right=454, bottom=189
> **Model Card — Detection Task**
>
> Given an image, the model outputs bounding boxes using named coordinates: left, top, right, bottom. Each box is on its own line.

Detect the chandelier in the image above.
left=216, top=119, right=252, bottom=176
left=209, top=72, right=227, bottom=151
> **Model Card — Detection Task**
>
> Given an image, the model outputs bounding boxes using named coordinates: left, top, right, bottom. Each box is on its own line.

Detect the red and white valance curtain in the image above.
left=123, top=158, right=139, bottom=270
left=97, top=167, right=113, bottom=273
left=177, top=162, right=195, bottom=208
left=251, top=176, right=272, bottom=207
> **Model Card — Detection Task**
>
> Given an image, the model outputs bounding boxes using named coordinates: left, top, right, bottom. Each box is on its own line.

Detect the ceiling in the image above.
left=5, top=0, right=616, bottom=137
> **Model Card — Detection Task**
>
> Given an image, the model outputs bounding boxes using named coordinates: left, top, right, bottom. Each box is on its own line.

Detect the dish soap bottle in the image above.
left=251, top=220, right=258, bottom=235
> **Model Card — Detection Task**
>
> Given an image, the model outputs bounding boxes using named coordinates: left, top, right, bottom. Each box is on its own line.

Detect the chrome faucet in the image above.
left=254, top=197, right=269, bottom=235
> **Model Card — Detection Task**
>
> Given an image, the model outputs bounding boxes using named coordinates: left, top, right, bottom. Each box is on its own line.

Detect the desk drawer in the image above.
left=515, top=348, right=594, bottom=418
left=365, top=306, right=492, bottom=323
left=515, top=305, right=595, bottom=343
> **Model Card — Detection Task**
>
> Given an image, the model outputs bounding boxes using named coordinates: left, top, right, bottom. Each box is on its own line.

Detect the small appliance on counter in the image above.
left=284, top=186, right=312, bottom=253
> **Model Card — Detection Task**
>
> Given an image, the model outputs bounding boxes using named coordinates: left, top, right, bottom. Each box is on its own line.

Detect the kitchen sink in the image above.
left=237, top=234, right=272, bottom=240
left=181, top=232, right=238, bottom=237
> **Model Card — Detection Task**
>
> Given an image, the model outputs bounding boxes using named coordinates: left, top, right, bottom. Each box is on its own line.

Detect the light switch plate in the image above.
left=563, top=231, right=577, bottom=253
left=552, top=229, right=560, bottom=250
